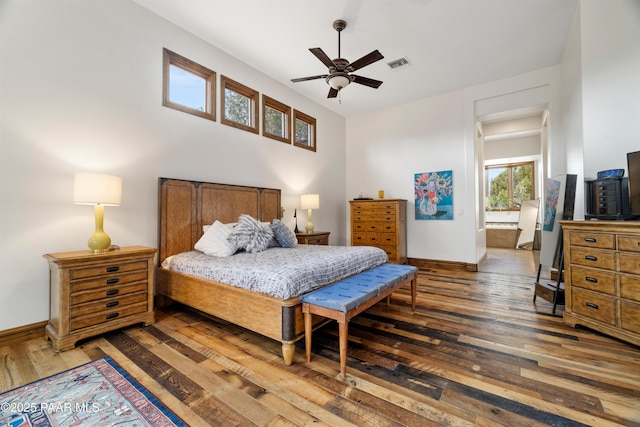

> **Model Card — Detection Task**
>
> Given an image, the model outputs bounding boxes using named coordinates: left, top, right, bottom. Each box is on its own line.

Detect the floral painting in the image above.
left=415, top=170, right=453, bottom=220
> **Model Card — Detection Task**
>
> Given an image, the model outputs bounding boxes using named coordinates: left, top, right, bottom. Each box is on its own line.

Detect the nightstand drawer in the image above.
left=570, top=248, right=615, bottom=270
left=570, top=266, right=616, bottom=295
left=569, top=232, right=615, bottom=249
left=71, top=270, right=149, bottom=293
left=571, top=288, right=616, bottom=326
left=619, top=253, right=640, bottom=275
left=70, top=291, right=147, bottom=319
left=70, top=301, right=148, bottom=331
left=618, top=235, right=640, bottom=253
left=70, top=260, right=149, bottom=280
left=71, top=282, right=149, bottom=305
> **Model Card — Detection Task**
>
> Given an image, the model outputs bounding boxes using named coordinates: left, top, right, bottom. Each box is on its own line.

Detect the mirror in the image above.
left=516, top=199, right=540, bottom=250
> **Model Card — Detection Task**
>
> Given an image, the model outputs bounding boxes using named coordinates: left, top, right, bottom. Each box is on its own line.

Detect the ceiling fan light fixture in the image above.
left=327, top=74, right=351, bottom=90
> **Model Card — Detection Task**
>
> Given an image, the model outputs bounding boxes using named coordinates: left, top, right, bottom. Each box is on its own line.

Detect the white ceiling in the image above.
left=133, top=0, right=577, bottom=118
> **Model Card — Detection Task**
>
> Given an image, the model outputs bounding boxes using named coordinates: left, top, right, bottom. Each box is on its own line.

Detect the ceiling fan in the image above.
left=291, top=19, right=384, bottom=99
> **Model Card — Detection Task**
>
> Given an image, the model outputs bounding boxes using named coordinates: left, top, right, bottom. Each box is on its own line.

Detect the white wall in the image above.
left=579, top=0, right=640, bottom=179
left=0, top=0, right=346, bottom=330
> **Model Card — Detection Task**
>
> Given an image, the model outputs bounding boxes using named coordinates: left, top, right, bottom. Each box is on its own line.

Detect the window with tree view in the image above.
left=263, top=95, right=290, bottom=144
left=293, top=109, right=316, bottom=152
left=221, top=75, right=259, bottom=134
left=485, top=161, right=534, bottom=210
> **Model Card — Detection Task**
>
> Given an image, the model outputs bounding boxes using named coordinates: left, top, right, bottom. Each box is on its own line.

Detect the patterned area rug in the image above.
left=0, top=356, right=186, bottom=427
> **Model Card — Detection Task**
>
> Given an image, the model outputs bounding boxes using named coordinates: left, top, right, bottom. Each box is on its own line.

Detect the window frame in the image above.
left=262, top=95, right=291, bottom=144
left=221, top=75, right=259, bottom=134
left=485, top=161, right=535, bottom=211
left=162, top=48, right=216, bottom=121
left=293, top=109, right=317, bottom=152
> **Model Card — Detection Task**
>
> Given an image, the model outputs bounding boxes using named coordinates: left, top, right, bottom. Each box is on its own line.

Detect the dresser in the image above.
left=296, top=231, right=330, bottom=245
left=350, top=199, right=407, bottom=264
left=44, top=246, right=156, bottom=351
left=560, top=221, right=640, bottom=346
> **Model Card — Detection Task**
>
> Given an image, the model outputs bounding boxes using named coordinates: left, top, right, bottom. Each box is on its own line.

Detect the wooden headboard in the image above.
left=158, top=178, right=281, bottom=264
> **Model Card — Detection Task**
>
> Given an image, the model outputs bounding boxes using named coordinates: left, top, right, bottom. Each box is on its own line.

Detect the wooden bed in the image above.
left=156, top=177, right=327, bottom=365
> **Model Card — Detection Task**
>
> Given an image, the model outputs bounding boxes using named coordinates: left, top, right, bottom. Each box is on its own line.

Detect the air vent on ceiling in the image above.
left=387, top=57, right=410, bottom=70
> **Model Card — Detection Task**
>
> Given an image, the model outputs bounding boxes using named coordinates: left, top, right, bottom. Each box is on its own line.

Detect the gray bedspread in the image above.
left=161, top=245, right=388, bottom=299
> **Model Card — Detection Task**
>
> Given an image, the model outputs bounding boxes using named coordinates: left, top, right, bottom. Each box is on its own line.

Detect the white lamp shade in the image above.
left=300, top=194, right=319, bottom=210
left=73, top=173, right=122, bottom=206
left=328, top=75, right=350, bottom=90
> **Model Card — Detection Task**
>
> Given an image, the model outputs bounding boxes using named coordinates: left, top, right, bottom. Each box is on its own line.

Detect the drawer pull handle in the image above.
left=106, top=278, right=120, bottom=285
left=106, top=313, right=119, bottom=320
left=584, top=237, right=597, bottom=243
left=106, top=266, right=120, bottom=273
left=585, top=277, right=598, bottom=283
left=106, top=289, right=119, bottom=296
left=585, top=255, right=598, bottom=262
left=586, top=302, right=599, bottom=310
left=106, top=301, right=119, bottom=308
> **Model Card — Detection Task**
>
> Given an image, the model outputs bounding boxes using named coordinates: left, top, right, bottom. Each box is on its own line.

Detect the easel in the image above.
left=533, top=231, right=565, bottom=315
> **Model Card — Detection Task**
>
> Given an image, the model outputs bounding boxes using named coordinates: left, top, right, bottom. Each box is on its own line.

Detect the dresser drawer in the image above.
left=70, top=301, right=148, bottom=331
left=618, top=234, right=640, bottom=253
left=569, top=232, right=615, bottom=250
left=380, top=246, right=398, bottom=261
left=618, top=253, right=640, bottom=275
left=352, top=222, right=378, bottom=233
left=620, top=275, right=640, bottom=302
left=352, top=233, right=381, bottom=245
left=352, top=213, right=396, bottom=222
left=70, top=270, right=149, bottom=293
left=351, top=203, right=398, bottom=212
left=379, top=233, right=397, bottom=245
left=571, top=288, right=616, bottom=325
left=570, top=248, right=615, bottom=270
left=71, top=282, right=149, bottom=305
left=570, top=266, right=616, bottom=295
left=620, top=301, right=640, bottom=333
left=70, top=260, right=149, bottom=280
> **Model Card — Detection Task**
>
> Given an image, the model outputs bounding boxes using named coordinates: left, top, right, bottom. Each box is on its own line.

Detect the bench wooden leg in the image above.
left=304, top=311, right=312, bottom=363
left=338, top=321, right=348, bottom=378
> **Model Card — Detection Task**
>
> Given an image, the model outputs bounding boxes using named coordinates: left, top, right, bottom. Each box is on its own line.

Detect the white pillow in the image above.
left=195, top=220, right=237, bottom=256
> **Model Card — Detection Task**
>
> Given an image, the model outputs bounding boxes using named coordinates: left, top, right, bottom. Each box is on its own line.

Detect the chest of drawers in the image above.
left=349, top=199, right=407, bottom=264
left=560, top=221, right=640, bottom=346
left=44, top=246, right=156, bottom=351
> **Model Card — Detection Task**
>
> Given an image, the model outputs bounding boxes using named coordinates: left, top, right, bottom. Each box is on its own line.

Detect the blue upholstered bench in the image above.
left=300, top=263, right=418, bottom=378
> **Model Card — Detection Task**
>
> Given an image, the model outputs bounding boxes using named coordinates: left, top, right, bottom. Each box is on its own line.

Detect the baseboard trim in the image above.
left=0, top=321, right=47, bottom=347
left=409, top=257, right=479, bottom=272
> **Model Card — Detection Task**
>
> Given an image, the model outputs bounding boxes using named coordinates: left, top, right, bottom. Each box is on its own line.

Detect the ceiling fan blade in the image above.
left=327, top=87, right=339, bottom=98
left=352, top=75, right=383, bottom=89
left=291, top=74, right=328, bottom=83
left=349, top=50, right=384, bottom=71
left=309, top=48, right=335, bottom=68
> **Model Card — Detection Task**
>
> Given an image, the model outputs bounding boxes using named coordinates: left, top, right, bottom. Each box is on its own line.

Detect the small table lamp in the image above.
left=300, top=193, right=319, bottom=233
left=73, top=172, right=122, bottom=253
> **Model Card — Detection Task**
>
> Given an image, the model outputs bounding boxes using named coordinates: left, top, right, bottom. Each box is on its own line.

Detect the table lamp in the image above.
left=73, top=172, right=122, bottom=253
left=300, top=194, right=319, bottom=233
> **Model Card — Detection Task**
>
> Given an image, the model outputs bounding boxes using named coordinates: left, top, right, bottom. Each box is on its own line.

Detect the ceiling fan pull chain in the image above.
left=338, top=89, right=342, bottom=104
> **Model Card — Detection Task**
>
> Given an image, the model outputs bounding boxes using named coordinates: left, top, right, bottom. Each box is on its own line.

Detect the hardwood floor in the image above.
left=2, top=249, right=639, bottom=426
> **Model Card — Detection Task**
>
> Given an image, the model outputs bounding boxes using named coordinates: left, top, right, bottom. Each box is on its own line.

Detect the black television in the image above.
left=627, top=150, right=640, bottom=216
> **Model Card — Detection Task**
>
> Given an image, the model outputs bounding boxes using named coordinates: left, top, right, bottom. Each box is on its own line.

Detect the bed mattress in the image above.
left=161, top=245, right=389, bottom=299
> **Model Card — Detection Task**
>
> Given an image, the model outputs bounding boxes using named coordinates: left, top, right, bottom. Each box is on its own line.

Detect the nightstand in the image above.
left=43, top=245, right=156, bottom=351
left=296, top=231, right=330, bottom=245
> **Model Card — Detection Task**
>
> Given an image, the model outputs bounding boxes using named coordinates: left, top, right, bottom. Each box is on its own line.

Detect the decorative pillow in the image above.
left=271, top=219, right=297, bottom=248
left=194, top=220, right=237, bottom=257
left=228, top=214, right=274, bottom=253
